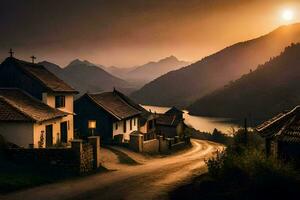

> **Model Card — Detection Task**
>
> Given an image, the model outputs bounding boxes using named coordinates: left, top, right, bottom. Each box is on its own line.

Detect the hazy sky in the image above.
left=0, top=0, right=300, bottom=67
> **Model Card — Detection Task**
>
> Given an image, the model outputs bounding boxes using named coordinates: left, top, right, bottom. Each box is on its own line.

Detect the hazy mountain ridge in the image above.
left=40, top=59, right=132, bottom=95
left=130, top=23, right=300, bottom=107
left=188, top=43, right=300, bottom=123
left=125, top=56, right=190, bottom=81
left=101, top=56, right=190, bottom=87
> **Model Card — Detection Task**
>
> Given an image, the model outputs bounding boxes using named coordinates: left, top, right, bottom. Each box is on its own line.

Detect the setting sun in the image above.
left=282, top=9, right=294, bottom=21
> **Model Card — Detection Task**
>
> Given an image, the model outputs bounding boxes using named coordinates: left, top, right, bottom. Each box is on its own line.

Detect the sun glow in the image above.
left=282, top=9, right=294, bottom=21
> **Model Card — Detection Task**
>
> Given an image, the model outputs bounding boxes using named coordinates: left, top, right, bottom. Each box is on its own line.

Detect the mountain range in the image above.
left=131, top=23, right=300, bottom=107
left=102, top=56, right=190, bottom=87
left=40, top=59, right=133, bottom=95
left=188, top=43, right=300, bottom=123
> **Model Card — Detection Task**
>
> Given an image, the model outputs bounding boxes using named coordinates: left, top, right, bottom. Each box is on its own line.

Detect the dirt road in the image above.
left=2, top=140, right=223, bottom=200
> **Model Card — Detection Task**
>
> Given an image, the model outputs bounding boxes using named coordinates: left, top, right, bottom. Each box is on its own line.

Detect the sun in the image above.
left=282, top=9, right=294, bottom=21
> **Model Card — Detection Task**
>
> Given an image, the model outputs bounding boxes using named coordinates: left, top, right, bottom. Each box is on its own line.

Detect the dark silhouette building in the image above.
left=256, top=106, right=300, bottom=161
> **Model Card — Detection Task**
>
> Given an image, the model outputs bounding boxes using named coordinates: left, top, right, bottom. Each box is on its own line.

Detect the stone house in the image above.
left=0, top=57, right=78, bottom=147
left=74, top=89, right=142, bottom=143
left=256, top=105, right=300, bottom=161
left=156, top=107, right=185, bottom=138
left=0, top=89, right=71, bottom=148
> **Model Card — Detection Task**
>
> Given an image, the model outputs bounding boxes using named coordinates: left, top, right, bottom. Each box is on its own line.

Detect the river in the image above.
left=142, top=105, right=240, bottom=134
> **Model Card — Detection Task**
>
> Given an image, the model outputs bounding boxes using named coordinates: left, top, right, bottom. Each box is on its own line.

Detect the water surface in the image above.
left=142, top=105, right=240, bottom=135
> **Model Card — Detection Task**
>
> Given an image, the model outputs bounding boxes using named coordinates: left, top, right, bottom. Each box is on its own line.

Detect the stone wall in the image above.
left=143, top=139, right=159, bottom=153
left=130, top=133, right=190, bottom=154
left=6, top=136, right=101, bottom=174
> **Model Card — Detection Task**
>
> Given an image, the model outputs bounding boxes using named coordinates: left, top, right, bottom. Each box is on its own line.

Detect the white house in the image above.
left=0, top=88, right=72, bottom=148
left=0, top=57, right=78, bottom=148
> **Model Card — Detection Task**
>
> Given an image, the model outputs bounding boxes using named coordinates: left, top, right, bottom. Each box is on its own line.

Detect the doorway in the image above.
left=45, top=124, right=53, bottom=147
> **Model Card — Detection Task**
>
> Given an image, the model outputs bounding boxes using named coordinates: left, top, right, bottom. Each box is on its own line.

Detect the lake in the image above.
left=142, top=105, right=241, bottom=135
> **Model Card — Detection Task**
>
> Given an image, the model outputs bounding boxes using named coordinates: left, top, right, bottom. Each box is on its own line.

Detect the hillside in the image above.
left=188, top=43, right=300, bottom=123
left=131, top=23, right=300, bottom=107
left=40, top=59, right=132, bottom=95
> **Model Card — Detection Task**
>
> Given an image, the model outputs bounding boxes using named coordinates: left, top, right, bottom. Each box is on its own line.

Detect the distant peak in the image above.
left=69, top=59, right=83, bottom=66
left=162, top=55, right=178, bottom=61
left=68, top=59, right=97, bottom=67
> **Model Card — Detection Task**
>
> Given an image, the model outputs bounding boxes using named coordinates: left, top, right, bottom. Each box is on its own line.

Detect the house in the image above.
left=256, top=106, right=300, bottom=161
left=0, top=88, right=71, bottom=148
left=156, top=107, right=185, bottom=138
left=138, top=110, right=158, bottom=141
left=75, top=89, right=142, bottom=143
left=0, top=57, right=78, bottom=147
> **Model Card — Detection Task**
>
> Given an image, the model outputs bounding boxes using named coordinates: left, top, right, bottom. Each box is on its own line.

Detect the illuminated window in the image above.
left=55, top=95, right=65, bottom=108
left=88, top=120, right=96, bottom=129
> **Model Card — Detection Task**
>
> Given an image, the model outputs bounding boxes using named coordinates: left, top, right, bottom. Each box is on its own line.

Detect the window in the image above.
left=123, top=120, right=127, bottom=133
left=88, top=120, right=97, bottom=129
left=115, top=122, right=118, bottom=130
left=130, top=119, right=132, bottom=130
left=55, top=95, right=65, bottom=108
left=148, top=120, right=153, bottom=130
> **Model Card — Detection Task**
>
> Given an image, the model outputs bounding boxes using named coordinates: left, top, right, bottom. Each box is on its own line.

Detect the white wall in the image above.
left=113, top=117, right=138, bottom=141
left=42, top=93, right=74, bottom=113
left=33, top=115, right=74, bottom=148
left=0, top=122, right=33, bottom=148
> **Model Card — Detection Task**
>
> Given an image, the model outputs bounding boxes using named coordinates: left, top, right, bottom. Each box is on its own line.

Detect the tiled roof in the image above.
left=0, top=98, right=32, bottom=121
left=256, top=106, right=300, bottom=142
left=0, top=88, right=68, bottom=122
left=156, top=113, right=182, bottom=127
left=86, top=90, right=142, bottom=120
left=1, top=57, right=77, bottom=93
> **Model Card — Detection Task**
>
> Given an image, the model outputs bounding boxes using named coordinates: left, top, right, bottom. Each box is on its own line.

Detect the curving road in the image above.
left=2, top=139, right=223, bottom=200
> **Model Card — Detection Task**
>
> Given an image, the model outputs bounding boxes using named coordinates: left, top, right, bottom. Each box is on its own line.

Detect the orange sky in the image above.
left=0, top=0, right=300, bottom=67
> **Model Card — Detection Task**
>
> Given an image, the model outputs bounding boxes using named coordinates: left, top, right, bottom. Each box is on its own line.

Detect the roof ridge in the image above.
left=256, top=105, right=300, bottom=132
left=4, top=57, right=77, bottom=93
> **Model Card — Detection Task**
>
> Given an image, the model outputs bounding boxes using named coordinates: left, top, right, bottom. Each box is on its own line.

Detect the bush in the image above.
left=186, top=127, right=233, bottom=145
left=205, top=144, right=300, bottom=199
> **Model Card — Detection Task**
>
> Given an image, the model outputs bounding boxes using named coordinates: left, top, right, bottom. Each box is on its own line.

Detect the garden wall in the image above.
left=6, top=136, right=101, bottom=174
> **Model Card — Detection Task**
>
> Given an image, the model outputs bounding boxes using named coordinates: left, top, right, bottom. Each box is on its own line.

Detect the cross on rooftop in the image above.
left=30, top=55, right=36, bottom=63
left=8, top=48, right=14, bottom=57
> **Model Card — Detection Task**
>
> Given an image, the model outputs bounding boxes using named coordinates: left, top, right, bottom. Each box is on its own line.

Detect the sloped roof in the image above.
left=1, top=57, right=78, bottom=93
left=156, top=113, right=182, bottom=127
left=0, top=88, right=68, bottom=122
left=256, top=106, right=300, bottom=142
left=165, top=106, right=184, bottom=115
left=85, top=90, right=142, bottom=120
left=139, top=111, right=158, bottom=126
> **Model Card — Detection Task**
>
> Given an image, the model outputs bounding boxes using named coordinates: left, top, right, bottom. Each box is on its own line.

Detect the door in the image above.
left=46, top=124, right=53, bottom=147
left=60, top=122, right=68, bottom=143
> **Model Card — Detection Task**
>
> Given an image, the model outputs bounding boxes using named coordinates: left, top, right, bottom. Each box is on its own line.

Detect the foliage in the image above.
left=171, top=130, right=300, bottom=200
left=186, top=127, right=233, bottom=145
left=38, top=132, right=44, bottom=148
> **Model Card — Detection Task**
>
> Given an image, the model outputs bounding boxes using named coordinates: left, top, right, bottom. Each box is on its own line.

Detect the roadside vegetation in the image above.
left=171, top=129, right=300, bottom=200
left=185, top=126, right=234, bottom=145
